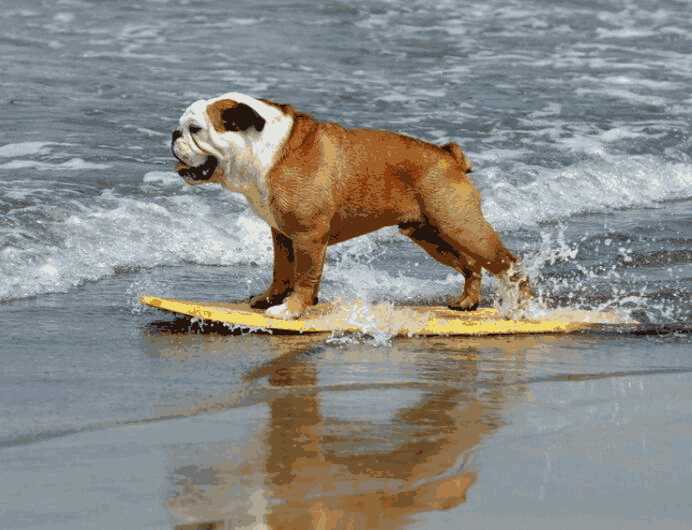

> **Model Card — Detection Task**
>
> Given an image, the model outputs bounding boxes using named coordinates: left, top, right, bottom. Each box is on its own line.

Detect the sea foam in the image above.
left=1, top=143, right=690, bottom=314
left=0, top=142, right=57, bottom=158
left=480, top=155, right=692, bottom=231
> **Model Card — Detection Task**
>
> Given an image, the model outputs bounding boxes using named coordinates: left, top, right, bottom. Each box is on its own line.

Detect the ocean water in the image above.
left=1, top=1, right=691, bottom=529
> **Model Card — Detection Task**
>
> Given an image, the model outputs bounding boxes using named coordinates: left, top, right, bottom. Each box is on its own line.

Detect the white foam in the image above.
left=560, top=135, right=608, bottom=156
left=0, top=158, right=111, bottom=170
left=142, top=171, right=182, bottom=186
left=598, top=127, right=646, bottom=142
left=226, top=17, right=263, bottom=26
left=473, top=147, right=532, bottom=163
left=375, top=93, right=409, bottom=103
left=596, top=27, right=656, bottom=39
left=0, top=142, right=55, bottom=158
left=480, top=156, right=692, bottom=231
left=600, top=75, right=683, bottom=91
left=556, top=124, right=660, bottom=155
left=321, top=262, right=457, bottom=304
left=1, top=153, right=690, bottom=312
left=53, top=12, right=75, bottom=23
left=135, top=127, right=167, bottom=138
left=528, top=102, right=562, bottom=118
left=0, top=185, right=272, bottom=301
left=574, top=87, right=667, bottom=107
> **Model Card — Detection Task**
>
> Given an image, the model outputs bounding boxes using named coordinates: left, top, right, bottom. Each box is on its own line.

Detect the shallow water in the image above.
left=1, top=0, right=691, bottom=528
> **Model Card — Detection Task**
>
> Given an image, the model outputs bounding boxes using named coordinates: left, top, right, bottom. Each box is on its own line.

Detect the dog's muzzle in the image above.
left=171, top=129, right=187, bottom=163
left=171, top=129, right=218, bottom=181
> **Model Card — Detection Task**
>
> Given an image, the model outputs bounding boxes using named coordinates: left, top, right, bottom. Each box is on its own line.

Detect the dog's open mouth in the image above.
left=176, top=157, right=218, bottom=181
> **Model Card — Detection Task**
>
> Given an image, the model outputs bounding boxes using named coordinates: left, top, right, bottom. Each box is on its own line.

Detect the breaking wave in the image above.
left=1, top=140, right=689, bottom=307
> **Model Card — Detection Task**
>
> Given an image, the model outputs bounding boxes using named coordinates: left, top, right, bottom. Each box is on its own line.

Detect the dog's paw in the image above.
left=249, top=291, right=287, bottom=309
left=448, top=296, right=480, bottom=312
left=265, top=302, right=301, bottom=320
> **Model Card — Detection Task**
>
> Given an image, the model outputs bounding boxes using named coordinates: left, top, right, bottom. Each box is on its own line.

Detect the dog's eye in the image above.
left=189, top=125, right=202, bottom=134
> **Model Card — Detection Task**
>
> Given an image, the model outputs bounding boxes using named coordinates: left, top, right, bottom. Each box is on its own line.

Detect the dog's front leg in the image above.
left=265, top=232, right=327, bottom=319
left=249, top=228, right=294, bottom=309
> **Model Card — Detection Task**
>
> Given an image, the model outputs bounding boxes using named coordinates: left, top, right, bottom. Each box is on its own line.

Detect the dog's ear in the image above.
left=221, top=103, right=265, bottom=132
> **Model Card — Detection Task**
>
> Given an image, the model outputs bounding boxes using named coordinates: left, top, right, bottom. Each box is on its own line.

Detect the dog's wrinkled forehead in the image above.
left=179, top=99, right=208, bottom=129
left=179, top=93, right=268, bottom=134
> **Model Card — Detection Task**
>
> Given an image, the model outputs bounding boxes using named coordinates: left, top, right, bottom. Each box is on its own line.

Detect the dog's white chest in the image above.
left=224, top=174, right=277, bottom=228
left=243, top=183, right=277, bottom=228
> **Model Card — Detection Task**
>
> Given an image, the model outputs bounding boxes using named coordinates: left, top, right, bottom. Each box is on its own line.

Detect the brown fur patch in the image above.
left=207, top=98, right=265, bottom=132
left=206, top=99, right=239, bottom=132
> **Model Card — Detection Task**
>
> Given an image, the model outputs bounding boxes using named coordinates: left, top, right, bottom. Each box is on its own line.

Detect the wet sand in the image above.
left=3, top=308, right=690, bottom=529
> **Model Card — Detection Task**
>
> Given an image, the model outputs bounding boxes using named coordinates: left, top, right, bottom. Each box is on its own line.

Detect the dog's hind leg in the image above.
left=399, top=222, right=482, bottom=310
left=451, top=256, right=482, bottom=311
left=417, top=173, right=531, bottom=306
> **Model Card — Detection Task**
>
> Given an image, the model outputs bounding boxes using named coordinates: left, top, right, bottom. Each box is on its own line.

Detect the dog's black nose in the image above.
left=171, top=129, right=184, bottom=162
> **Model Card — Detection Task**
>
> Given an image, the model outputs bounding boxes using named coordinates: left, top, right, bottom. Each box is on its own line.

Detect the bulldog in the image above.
left=171, top=92, right=530, bottom=319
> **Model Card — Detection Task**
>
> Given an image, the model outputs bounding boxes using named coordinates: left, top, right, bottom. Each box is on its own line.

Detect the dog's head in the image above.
left=171, top=93, right=293, bottom=187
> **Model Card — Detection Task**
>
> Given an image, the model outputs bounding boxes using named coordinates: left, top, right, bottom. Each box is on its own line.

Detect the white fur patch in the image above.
left=265, top=302, right=301, bottom=320
left=175, top=92, right=293, bottom=228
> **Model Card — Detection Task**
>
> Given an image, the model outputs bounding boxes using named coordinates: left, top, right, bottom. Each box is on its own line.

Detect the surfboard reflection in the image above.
left=169, top=335, right=532, bottom=529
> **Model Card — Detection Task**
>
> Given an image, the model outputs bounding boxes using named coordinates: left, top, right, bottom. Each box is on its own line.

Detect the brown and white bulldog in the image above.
left=171, top=92, right=530, bottom=319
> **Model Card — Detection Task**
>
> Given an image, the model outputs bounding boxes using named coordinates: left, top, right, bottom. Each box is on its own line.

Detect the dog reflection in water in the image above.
left=169, top=334, right=531, bottom=529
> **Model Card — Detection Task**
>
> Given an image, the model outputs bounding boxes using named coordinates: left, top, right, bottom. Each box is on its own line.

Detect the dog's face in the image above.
left=171, top=93, right=292, bottom=187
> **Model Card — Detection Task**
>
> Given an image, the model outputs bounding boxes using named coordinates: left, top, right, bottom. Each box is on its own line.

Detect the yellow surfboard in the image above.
left=140, top=295, right=633, bottom=337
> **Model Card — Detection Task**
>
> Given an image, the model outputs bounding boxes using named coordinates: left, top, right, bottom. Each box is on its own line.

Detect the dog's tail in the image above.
left=442, top=142, right=473, bottom=174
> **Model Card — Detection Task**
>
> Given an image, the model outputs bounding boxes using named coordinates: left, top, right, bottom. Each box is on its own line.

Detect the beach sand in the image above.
left=2, top=293, right=691, bottom=529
